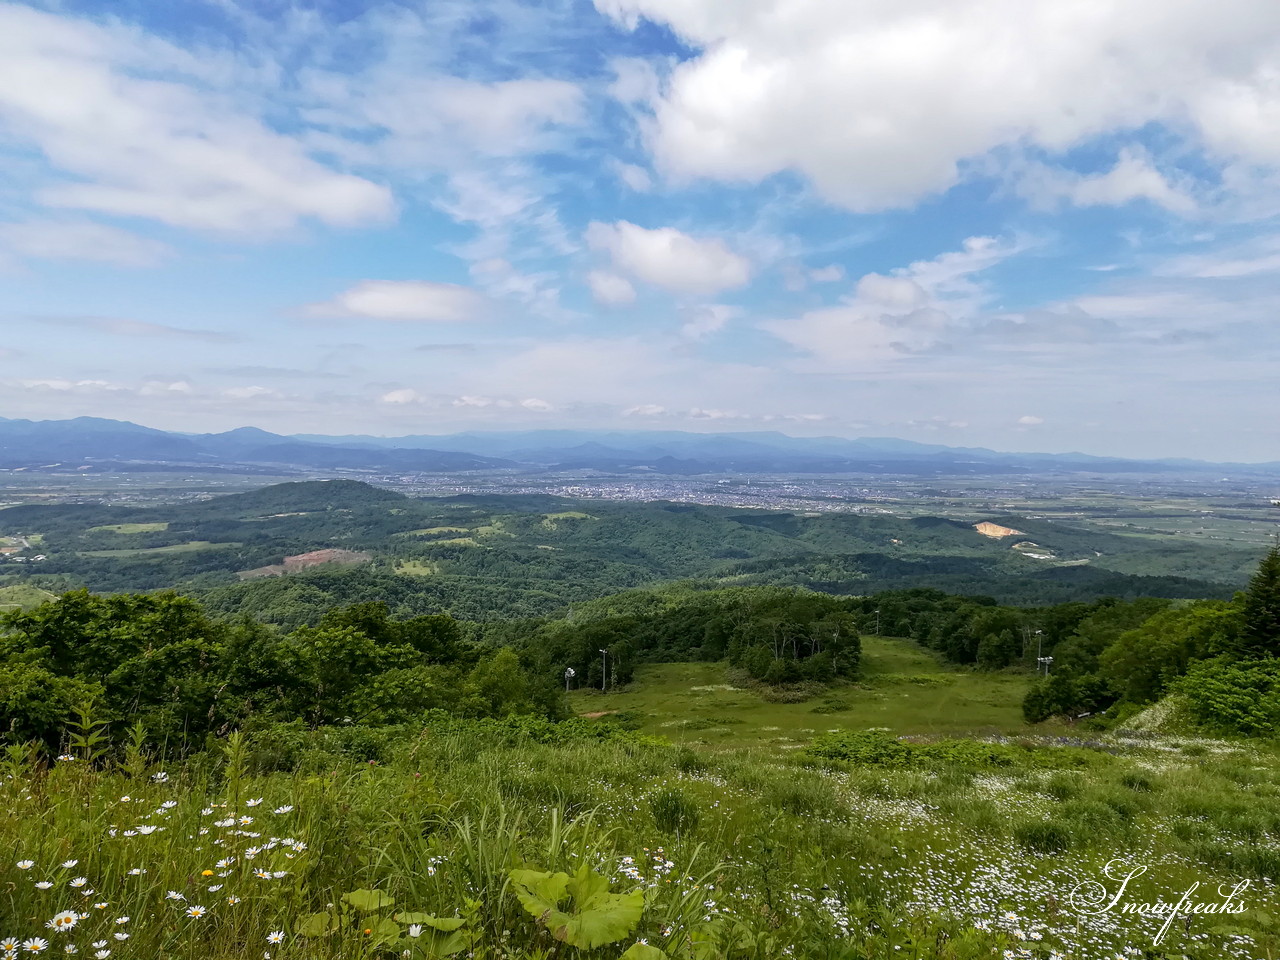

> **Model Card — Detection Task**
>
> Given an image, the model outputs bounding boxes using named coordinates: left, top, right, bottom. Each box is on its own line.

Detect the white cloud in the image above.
left=306, top=281, right=487, bottom=323
left=762, top=236, right=1019, bottom=366
left=587, top=270, right=637, bottom=305
left=0, top=219, right=171, bottom=266
left=597, top=0, right=1280, bottom=211
left=623, top=403, right=667, bottom=416
left=614, top=162, right=653, bottom=191
left=0, top=5, right=393, bottom=234
left=681, top=304, right=737, bottom=340
left=586, top=220, right=751, bottom=295
left=381, top=388, right=423, bottom=404
left=1017, top=150, right=1197, bottom=214
left=809, top=265, right=844, bottom=283
left=222, top=385, right=279, bottom=400
left=520, top=397, right=553, bottom=411
left=1017, top=415, right=1044, bottom=425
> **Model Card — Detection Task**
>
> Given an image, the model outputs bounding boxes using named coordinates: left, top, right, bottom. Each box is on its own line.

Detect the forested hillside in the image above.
left=0, top=480, right=1257, bottom=628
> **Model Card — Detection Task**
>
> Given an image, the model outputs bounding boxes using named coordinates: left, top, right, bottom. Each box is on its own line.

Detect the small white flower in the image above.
left=273, top=805, right=293, bottom=814
left=59, top=861, right=77, bottom=870
left=93, top=952, right=109, bottom=960
left=35, top=881, right=54, bottom=890
left=69, top=878, right=87, bottom=888
left=408, top=925, right=422, bottom=938
left=185, top=905, right=207, bottom=919
left=166, top=891, right=185, bottom=901
left=16, top=860, right=34, bottom=870
left=111, top=934, right=127, bottom=942
left=23, top=939, right=49, bottom=953
left=135, top=826, right=158, bottom=836
left=245, top=798, right=263, bottom=807
left=113, top=917, right=128, bottom=925
left=266, top=932, right=284, bottom=944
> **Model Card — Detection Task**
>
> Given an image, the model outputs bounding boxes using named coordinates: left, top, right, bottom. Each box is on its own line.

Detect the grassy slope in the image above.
left=569, top=637, right=1036, bottom=746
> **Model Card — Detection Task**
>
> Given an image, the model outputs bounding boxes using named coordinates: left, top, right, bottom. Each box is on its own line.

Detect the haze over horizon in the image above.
left=3, top=1, right=1280, bottom=461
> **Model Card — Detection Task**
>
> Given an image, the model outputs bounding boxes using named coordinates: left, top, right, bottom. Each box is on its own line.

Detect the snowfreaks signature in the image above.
left=1068, top=859, right=1250, bottom=944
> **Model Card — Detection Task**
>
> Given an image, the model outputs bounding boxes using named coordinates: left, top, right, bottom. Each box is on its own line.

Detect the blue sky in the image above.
left=1, top=0, right=1279, bottom=460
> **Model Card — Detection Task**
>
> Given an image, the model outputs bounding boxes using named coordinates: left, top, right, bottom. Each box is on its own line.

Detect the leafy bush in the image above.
left=1177, top=658, right=1280, bottom=735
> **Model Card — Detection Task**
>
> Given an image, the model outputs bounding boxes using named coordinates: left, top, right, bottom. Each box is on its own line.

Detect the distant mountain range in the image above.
left=0, top=416, right=1276, bottom=478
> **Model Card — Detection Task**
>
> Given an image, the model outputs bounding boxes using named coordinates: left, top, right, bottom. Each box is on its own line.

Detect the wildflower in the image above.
left=266, top=932, right=284, bottom=944
left=253, top=869, right=270, bottom=879
left=93, top=904, right=107, bottom=911
left=245, top=798, right=263, bottom=807
left=273, top=805, right=293, bottom=814
left=62, top=948, right=76, bottom=955
left=69, top=879, right=86, bottom=889
left=151, top=772, right=168, bottom=783
left=60, top=861, right=77, bottom=870
left=56, top=755, right=75, bottom=762
left=111, top=936, right=126, bottom=943
left=126, top=869, right=144, bottom=876
left=160, top=801, right=177, bottom=809
left=238, top=816, right=254, bottom=826
left=45, top=912, right=78, bottom=932
left=35, top=882, right=53, bottom=890
left=408, top=925, right=422, bottom=938
left=22, top=940, right=48, bottom=954
left=135, top=826, right=158, bottom=836
left=207, top=885, right=222, bottom=893
left=1, top=941, right=17, bottom=953
left=272, top=871, right=287, bottom=879
left=113, top=919, right=127, bottom=927
left=166, top=891, right=185, bottom=901
left=201, top=807, right=213, bottom=816
left=215, top=858, right=233, bottom=868
left=93, top=952, right=109, bottom=960
left=226, top=896, right=241, bottom=905
left=17, top=861, right=34, bottom=870
left=185, top=906, right=207, bottom=919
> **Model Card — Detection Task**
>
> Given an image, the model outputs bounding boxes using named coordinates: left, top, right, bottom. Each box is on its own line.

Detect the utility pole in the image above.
left=599, top=648, right=608, bottom=692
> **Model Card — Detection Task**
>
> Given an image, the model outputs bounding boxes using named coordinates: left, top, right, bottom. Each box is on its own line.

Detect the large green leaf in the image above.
left=342, top=888, right=395, bottom=912
left=619, top=943, right=667, bottom=960
left=508, top=865, right=644, bottom=949
left=296, top=911, right=342, bottom=937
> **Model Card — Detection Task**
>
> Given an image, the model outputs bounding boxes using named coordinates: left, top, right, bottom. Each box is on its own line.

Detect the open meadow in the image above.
left=3, top=634, right=1278, bottom=960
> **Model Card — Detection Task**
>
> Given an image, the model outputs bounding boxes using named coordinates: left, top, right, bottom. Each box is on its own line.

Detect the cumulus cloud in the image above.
left=596, top=0, right=1280, bottom=211
left=762, top=236, right=1019, bottom=366
left=586, top=220, right=751, bottom=295
left=1017, top=415, right=1044, bottom=425
left=1017, top=150, right=1197, bottom=214
left=587, top=270, right=637, bottom=305
left=381, top=388, right=423, bottom=404
left=680, top=304, right=737, bottom=340
left=305, top=281, right=487, bottom=322
left=0, top=5, right=393, bottom=234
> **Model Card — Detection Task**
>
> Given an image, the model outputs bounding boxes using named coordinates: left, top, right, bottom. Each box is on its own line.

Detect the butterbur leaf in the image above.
left=509, top=868, right=571, bottom=915
left=343, top=888, right=395, bottom=912
left=620, top=944, right=668, bottom=960
left=508, top=864, right=644, bottom=949
left=297, top=911, right=341, bottom=936
left=368, top=916, right=401, bottom=945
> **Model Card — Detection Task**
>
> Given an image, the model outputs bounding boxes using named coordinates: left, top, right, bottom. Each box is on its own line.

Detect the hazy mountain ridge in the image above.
left=0, top=416, right=1276, bottom=476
